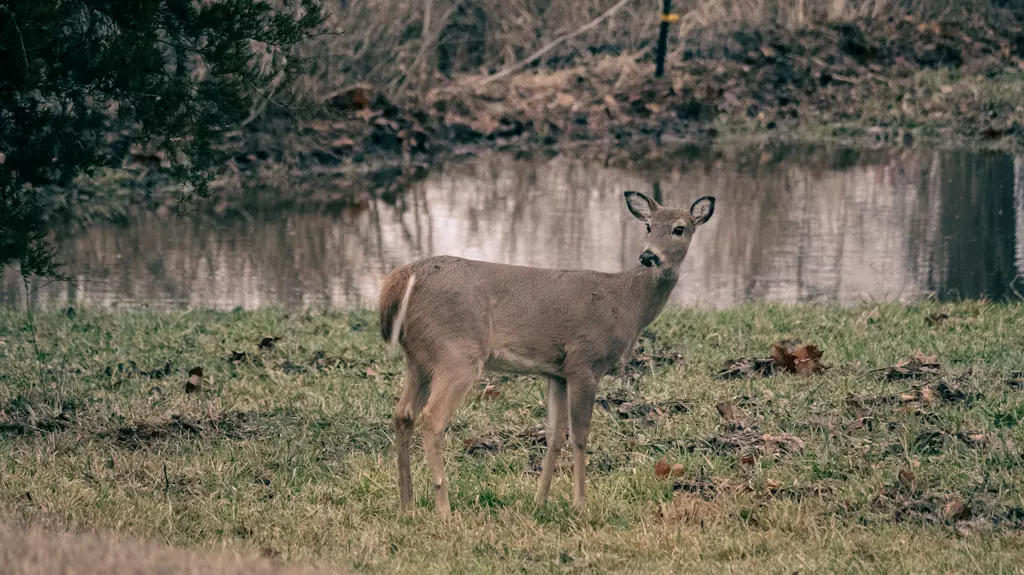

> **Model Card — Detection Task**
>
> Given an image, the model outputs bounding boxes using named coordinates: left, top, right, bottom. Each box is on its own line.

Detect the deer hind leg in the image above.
left=534, top=376, right=567, bottom=506
left=394, top=364, right=430, bottom=515
left=567, top=372, right=599, bottom=511
left=418, top=361, right=481, bottom=518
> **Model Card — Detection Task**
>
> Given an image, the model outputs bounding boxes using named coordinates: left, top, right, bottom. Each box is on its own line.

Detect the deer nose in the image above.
left=639, top=250, right=660, bottom=267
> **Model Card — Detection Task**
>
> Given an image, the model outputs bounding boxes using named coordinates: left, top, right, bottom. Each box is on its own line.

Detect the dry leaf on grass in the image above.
left=714, top=357, right=774, bottom=379
left=654, top=457, right=671, bottom=479
left=464, top=437, right=502, bottom=456
left=184, top=366, right=203, bottom=393
left=942, top=499, right=970, bottom=522
left=885, top=351, right=940, bottom=380
left=715, top=401, right=743, bottom=421
left=772, top=342, right=825, bottom=376
left=715, top=341, right=823, bottom=379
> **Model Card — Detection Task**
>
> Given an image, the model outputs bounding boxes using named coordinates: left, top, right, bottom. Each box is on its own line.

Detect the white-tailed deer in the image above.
left=379, top=191, right=715, bottom=517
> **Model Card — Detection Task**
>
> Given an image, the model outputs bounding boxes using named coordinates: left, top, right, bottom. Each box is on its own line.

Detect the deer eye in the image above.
left=673, top=226, right=686, bottom=236
left=645, top=223, right=651, bottom=233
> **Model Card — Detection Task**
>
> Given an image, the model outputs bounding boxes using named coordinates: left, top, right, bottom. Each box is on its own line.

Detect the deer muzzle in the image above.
left=639, top=249, right=660, bottom=268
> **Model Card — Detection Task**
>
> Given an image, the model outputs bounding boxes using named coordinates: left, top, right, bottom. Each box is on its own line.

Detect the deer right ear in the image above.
left=624, top=191, right=658, bottom=222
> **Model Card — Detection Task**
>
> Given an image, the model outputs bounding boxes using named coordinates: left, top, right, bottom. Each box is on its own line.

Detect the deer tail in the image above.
left=379, top=269, right=417, bottom=351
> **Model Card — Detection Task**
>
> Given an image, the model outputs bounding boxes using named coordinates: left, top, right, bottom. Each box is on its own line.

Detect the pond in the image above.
left=3, top=145, right=1023, bottom=310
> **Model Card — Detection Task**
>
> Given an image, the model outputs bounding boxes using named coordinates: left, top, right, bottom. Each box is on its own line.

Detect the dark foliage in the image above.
left=0, top=0, right=324, bottom=278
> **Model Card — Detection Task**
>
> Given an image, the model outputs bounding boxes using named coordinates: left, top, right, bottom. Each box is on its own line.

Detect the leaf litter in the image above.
left=595, top=389, right=690, bottom=428
left=715, top=340, right=824, bottom=379
left=112, top=411, right=260, bottom=450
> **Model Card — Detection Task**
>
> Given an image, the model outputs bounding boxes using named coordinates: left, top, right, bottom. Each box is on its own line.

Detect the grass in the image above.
left=1, top=301, right=1024, bottom=573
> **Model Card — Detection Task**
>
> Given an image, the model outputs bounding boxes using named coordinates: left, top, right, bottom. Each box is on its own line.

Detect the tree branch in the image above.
left=472, top=0, right=635, bottom=87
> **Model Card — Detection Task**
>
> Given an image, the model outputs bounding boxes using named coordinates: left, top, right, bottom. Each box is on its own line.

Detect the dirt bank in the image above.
left=247, top=11, right=1024, bottom=166
left=55, top=9, right=1024, bottom=223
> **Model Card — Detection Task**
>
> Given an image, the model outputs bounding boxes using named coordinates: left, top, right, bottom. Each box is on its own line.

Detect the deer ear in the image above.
left=624, top=191, right=658, bottom=222
left=690, top=196, right=715, bottom=225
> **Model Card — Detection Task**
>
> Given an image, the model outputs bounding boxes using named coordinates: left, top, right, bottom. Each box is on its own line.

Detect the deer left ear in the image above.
left=690, top=196, right=715, bottom=225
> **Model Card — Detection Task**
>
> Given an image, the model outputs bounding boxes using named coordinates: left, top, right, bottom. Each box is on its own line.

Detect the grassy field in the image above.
left=2, top=302, right=1024, bottom=573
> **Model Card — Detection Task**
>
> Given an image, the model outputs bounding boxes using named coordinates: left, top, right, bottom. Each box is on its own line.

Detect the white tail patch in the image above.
left=388, top=273, right=417, bottom=349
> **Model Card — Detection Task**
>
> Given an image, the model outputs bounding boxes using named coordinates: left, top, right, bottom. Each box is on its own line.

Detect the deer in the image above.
left=378, top=191, right=715, bottom=517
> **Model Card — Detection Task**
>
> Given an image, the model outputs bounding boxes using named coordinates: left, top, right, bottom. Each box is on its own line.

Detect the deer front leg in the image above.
left=567, top=372, right=598, bottom=511
left=534, top=376, right=567, bottom=506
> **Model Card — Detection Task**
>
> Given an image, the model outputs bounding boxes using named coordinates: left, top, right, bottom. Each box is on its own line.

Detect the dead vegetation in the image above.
left=0, top=521, right=322, bottom=575
left=70, top=1, right=1024, bottom=222
left=112, top=412, right=261, bottom=450
left=2, top=304, right=1024, bottom=571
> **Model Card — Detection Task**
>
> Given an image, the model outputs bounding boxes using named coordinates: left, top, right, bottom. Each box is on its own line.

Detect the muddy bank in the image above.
left=262, top=11, right=1024, bottom=159
left=53, top=11, right=1024, bottom=223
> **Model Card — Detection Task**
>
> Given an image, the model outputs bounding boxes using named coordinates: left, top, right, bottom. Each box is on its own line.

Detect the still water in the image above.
left=3, top=146, right=1023, bottom=310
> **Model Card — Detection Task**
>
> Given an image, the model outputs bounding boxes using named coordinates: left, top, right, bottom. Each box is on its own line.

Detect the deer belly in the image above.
left=485, top=349, right=561, bottom=376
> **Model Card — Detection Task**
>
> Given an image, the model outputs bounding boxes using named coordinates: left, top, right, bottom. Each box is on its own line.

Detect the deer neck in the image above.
left=624, top=265, right=680, bottom=330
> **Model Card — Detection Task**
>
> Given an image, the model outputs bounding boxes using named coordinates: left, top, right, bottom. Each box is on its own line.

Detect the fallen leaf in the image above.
left=761, top=433, right=806, bottom=453
left=942, top=500, right=969, bottom=522
left=919, top=386, right=940, bottom=405
left=716, top=401, right=742, bottom=421
left=740, top=455, right=756, bottom=466
left=793, top=344, right=824, bottom=376
left=886, top=352, right=940, bottom=380
left=714, top=357, right=774, bottom=379
left=769, top=341, right=825, bottom=376
left=185, top=366, right=203, bottom=393
left=898, top=469, right=917, bottom=492
left=765, top=479, right=782, bottom=492
left=670, top=463, right=686, bottom=478
left=955, top=432, right=989, bottom=448
left=554, top=92, right=576, bottom=108
left=654, top=457, right=671, bottom=479
left=482, top=384, right=501, bottom=399
left=771, top=343, right=797, bottom=373
left=464, top=437, right=502, bottom=455
left=845, top=417, right=873, bottom=431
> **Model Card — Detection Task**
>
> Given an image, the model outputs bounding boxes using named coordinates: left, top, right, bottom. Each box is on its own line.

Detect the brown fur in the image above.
left=380, top=191, right=715, bottom=517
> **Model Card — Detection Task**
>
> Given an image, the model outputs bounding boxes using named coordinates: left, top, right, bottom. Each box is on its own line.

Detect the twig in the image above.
left=21, top=275, right=45, bottom=392
left=1, top=7, right=31, bottom=69
left=830, top=73, right=859, bottom=84
left=473, top=0, right=636, bottom=87
left=417, top=0, right=433, bottom=98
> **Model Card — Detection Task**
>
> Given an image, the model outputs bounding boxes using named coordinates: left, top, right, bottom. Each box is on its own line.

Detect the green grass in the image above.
left=2, top=302, right=1024, bottom=573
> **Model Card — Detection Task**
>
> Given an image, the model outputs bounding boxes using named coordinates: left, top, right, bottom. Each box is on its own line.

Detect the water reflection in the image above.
left=3, top=147, right=1023, bottom=310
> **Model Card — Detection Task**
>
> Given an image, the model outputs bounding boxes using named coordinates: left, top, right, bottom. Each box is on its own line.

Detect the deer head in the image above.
left=624, top=191, right=715, bottom=270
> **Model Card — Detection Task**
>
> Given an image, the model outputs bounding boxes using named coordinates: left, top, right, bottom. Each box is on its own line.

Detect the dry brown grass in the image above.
left=0, top=521, right=326, bottom=575
left=293, top=0, right=1014, bottom=104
